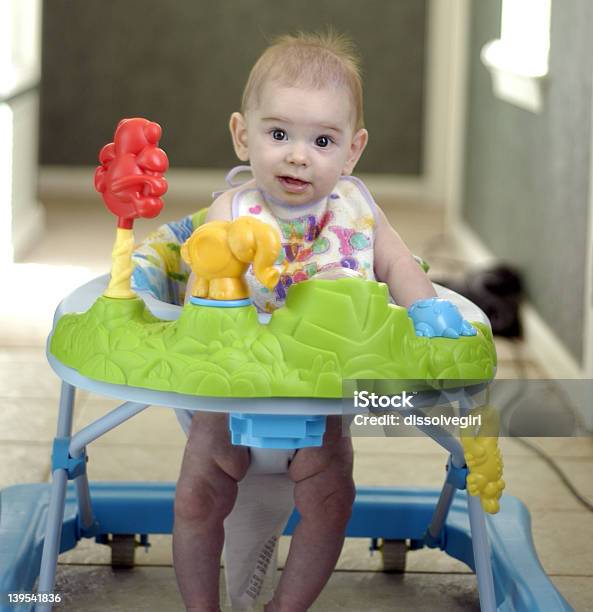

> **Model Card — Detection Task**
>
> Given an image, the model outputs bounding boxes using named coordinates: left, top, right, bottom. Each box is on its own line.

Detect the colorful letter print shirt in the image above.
left=232, top=175, right=377, bottom=312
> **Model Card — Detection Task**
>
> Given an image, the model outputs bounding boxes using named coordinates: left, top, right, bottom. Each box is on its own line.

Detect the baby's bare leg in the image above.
left=266, top=416, right=355, bottom=612
left=173, top=412, right=250, bottom=612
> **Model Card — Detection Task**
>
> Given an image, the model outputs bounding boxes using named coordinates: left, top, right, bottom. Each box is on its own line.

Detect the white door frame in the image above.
left=423, top=0, right=471, bottom=213
left=584, top=65, right=593, bottom=381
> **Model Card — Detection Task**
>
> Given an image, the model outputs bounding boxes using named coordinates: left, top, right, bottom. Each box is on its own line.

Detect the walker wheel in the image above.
left=380, top=539, right=407, bottom=573
left=110, top=534, right=136, bottom=568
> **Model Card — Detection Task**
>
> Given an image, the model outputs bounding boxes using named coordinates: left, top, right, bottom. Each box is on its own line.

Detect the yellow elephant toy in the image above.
left=180, top=217, right=281, bottom=300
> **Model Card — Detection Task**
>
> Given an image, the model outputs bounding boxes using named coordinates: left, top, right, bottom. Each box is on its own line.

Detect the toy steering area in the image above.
left=0, top=119, right=572, bottom=612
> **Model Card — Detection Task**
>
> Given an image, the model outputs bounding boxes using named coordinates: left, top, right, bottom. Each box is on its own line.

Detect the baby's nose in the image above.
left=286, top=143, right=309, bottom=166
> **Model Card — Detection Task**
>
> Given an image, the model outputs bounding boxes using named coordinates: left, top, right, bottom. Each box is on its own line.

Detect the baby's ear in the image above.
left=342, top=128, right=368, bottom=175
left=229, top=112, right=249, bottom=162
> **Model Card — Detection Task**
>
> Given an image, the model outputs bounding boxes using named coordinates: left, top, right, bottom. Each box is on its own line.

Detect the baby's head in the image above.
left=230, top=31, right=368, bottom=206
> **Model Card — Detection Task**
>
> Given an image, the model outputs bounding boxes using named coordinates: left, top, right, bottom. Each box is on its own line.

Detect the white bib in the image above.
left=232, top=176, right=377, bottom=312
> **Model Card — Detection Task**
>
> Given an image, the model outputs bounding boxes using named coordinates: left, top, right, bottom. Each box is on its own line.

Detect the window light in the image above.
left=481, top=0, right=552, bottom=112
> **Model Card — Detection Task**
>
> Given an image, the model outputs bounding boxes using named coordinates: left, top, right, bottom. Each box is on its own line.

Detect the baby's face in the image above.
left=231, top=81, right=367, bottom=205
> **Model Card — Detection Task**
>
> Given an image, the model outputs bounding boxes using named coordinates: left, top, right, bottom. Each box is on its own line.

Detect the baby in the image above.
left=173, top=32, right=472, bottom=612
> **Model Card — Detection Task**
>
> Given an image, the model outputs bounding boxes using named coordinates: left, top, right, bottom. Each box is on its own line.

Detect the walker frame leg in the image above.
left=467, top=494, right=497, bottom=612
left=459, top=392, right=497, bottom=612
left=426, top=481, right=456, bottom=542
left=36, top=470, right=68, bottom=612
left=406, top=390, right=498, bottom=610
left=75, top=472, right=94, bottom=531
left=36, top=382, right=76, bottom=612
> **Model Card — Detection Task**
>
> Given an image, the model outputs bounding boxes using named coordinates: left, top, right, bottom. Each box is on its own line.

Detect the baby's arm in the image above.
left=205, top=177, right=257, bottom=222
left=373, top=204, right=437, bottom=308
left=374, top=205, right=476, bottom=338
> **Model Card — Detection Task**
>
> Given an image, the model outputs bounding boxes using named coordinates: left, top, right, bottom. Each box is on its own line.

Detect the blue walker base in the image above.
left=0, top=482, right=572, bottom=612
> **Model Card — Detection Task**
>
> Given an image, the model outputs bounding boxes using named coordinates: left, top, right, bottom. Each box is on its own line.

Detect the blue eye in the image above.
left=272, top=129, right=286, bottom=141
left=315, top=135, right=331, bottom=148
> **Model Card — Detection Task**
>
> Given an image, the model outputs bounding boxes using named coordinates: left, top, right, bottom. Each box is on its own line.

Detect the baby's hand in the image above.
left=408, top=298, right=477, bottom=339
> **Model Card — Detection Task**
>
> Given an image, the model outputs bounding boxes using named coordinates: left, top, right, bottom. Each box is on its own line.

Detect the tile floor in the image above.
left=1, top=194, right=592, bottom=611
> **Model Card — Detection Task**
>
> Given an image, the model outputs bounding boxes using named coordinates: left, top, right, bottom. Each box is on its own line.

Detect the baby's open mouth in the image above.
left=277, top=175, right=310, bottom=193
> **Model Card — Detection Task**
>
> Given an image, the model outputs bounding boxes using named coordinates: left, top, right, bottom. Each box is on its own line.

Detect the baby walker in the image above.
left=0, top=119, right=573, bottom=612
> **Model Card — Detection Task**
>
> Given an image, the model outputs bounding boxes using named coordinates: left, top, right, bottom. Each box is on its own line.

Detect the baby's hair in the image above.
left=241, top=30, right=365, bottom=130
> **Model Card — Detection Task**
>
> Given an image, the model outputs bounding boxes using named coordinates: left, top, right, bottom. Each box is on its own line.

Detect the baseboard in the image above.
left=38, top=166, right=439, bottom=207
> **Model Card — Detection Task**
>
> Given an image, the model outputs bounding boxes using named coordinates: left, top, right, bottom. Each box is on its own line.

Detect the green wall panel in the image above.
left=463, top=0, right=593, bottom=364
left=40, top=0, right=426, bottom=175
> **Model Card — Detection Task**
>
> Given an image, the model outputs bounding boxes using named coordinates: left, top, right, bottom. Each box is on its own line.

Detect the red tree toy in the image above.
left=95, top=118, right=168, bottom=228
left=94, top=118, right=168, bottom=298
